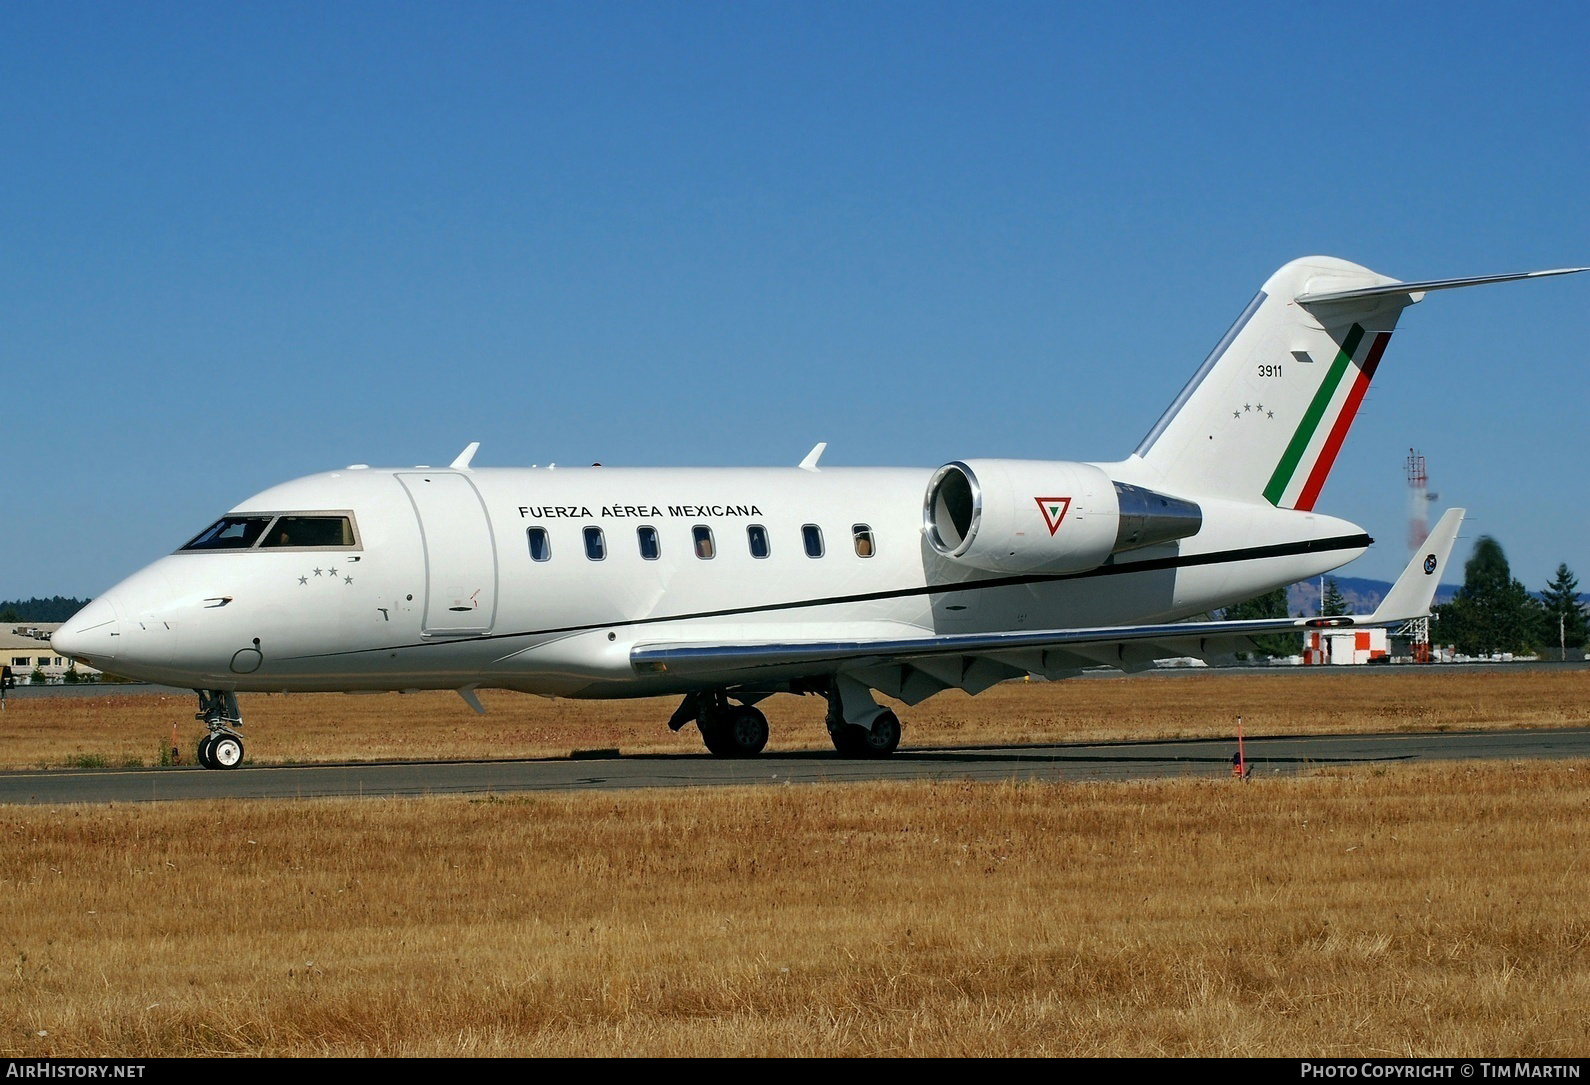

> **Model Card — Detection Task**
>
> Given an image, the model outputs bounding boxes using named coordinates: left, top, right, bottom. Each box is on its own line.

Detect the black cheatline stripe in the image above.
left=294, top=532, right=1372, bottom=662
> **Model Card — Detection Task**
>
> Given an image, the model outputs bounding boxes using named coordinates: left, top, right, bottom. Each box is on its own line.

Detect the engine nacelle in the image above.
left=922, top=459, right=1202, bottom=574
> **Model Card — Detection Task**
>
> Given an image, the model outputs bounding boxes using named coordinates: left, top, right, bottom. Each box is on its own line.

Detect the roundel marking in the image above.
left=1423, top=554, right=1438, bottom=575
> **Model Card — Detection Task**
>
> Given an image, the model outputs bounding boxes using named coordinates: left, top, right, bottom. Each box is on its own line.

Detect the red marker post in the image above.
left=1232, top=715, right=1250, bottom=780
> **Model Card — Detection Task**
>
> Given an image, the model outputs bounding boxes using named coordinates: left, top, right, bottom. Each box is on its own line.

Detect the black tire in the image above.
left=829, top=725, right=865, bottom=756
left=726, top=705, right=769, bottom=756
left=699, top=715, right=734, bottom=756
left=862, top=710, right=902, bottom=756
left=196, top=734, right=216, bottom=769
left=209, top=733, right=245, bottom=769
left=699, top=705, right=769, bottom=757
left=830, top=710, right=901, bottom=758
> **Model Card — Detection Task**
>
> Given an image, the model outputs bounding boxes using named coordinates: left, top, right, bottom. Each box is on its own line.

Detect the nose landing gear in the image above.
left=195, top=690, right=246, bottom=770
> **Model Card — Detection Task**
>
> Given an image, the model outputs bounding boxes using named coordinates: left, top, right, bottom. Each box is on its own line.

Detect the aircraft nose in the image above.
left=52, top=595, right=122, bottom=663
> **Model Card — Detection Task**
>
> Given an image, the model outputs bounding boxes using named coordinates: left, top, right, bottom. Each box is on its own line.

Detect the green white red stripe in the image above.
left=1262, top=323, right=1391, bottom=510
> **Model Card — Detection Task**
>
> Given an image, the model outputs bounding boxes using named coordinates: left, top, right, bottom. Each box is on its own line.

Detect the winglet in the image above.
left=799, top=442, right=827, bottom=472
left=450, top=442, right=481, bottom=470
left=1365, top=508, right=1465, bottom=624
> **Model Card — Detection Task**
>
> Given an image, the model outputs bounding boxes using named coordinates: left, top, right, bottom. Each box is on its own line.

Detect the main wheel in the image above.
left=209, top=733, right=245, bottom=769
left=196, top=734, right=217, bottom=769
left=699, top=705, right=769, bottom=757
left=829, top=725, right=865, bottom=756
left=830, top=710, right=901, bottom=758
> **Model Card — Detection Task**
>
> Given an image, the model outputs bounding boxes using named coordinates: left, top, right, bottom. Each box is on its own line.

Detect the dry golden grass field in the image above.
left=3, top=666, right=1588, bottom=769
left=2, top=765, right=1586, bottom=1057
left=2, top=668, right=1587, bottom=1057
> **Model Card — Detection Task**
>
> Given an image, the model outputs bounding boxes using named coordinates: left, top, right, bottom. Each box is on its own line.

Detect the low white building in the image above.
left=2, top=624, right=102, bottom=683
left=1303, top=627, right=1390, bottom=665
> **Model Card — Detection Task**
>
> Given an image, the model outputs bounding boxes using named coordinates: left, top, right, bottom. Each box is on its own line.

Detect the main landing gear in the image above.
left=194, top=690, right=246, bottom=770
left=669, top=691, right=769, bottom=757
left=825, top=675, right=901, bottom=758
left=667, top=677, right=902, bottom=759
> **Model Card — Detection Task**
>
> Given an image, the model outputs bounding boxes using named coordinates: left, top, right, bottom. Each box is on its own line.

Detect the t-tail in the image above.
left=1126, top=257, right=1586, bottom=507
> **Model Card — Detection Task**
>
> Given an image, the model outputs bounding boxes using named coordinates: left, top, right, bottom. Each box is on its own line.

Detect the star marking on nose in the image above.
left=344, top=575, right=353, bottom=585
left=298, top=576, right=308, bottom=585
left=313, top=568, right=323, bottom=577
left=1244, top=404, right=1251, bottom=412
left=327, top=566, right=338, bottom=577
left=1232, top=410, right=1241, bottom=418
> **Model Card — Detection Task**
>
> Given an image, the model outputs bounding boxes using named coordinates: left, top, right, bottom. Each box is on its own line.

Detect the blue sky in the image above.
left=4, top=1, right=1587, bottom=600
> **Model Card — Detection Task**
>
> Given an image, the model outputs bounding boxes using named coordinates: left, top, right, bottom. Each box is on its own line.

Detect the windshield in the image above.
left=260, top=515, right=356, bottom=548
left=180, top=516, right=274, bottom=551
left=179, top=512, right=360, bottom=552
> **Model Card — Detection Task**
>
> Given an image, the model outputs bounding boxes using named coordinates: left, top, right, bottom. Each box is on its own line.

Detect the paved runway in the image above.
left=2, top=727, right=1586, bottom=805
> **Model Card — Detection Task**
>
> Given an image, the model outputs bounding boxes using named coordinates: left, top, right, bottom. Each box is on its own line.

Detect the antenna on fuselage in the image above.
left=450, top=442, right=481, bottom=470
left=799, top=442, right=827, bottom=472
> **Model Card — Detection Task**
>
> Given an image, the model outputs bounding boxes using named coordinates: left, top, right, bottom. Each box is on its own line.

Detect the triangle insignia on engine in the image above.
left=1035, top=496, right=1071, bottom=536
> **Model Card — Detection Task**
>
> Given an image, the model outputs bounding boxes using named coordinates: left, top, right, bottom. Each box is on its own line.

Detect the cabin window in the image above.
left=852, top=524, right=875, bottom=558
left=637, top=526, right=661, bottom=560
left=692, top=525, right=716, bottom=559
left=583, top=526, right=607, bottom=561
left=747, top=524, right=770, bottom=559
left=802, top=524, right=825, bottom=558
left=527, top=527, right=551, bottom=562
left=260, top=515, right=357, bottom=549
left=180, top=515, right=274, bottom=551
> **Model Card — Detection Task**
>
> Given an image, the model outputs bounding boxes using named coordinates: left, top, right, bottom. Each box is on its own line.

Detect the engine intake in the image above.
left=923, top=459, right=1201, bottom=574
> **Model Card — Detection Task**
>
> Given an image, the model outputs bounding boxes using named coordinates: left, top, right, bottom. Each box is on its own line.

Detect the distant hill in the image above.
left=0, top=597, right=91, bottom=623
left=1284, top=577, right=1459, bottom=617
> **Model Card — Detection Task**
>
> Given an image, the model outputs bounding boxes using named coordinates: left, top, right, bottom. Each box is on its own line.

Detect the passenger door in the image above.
left=397, top=472, right=498, bottom=636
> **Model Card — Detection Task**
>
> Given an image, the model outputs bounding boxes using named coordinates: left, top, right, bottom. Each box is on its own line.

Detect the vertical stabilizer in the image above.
left=1129, top=257, right=1414, bottom=507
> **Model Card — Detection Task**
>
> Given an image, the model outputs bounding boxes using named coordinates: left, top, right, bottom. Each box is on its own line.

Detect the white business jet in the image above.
left=53, top=257, right=1584, bottom=768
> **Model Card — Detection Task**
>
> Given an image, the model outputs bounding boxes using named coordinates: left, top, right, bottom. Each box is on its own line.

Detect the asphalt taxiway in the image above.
left=1, top=727, right=1586, bottom=805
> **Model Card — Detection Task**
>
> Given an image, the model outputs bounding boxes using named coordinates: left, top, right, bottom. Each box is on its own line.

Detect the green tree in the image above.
left=0, top=597, right=91, bottom=622
left=1433, top=536, right=1541, bottom=658
left=1538, top=563, right=1587, bottom=651
left=1322, top=577, right=1349, bottom=617
left=0, top=607, right=19, bottom=624
left=1220, top=586, right=1299, bottom=659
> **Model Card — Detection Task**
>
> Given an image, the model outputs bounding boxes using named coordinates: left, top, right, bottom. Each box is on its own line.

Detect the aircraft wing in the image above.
left=632, top=510, right=1464, bottom=697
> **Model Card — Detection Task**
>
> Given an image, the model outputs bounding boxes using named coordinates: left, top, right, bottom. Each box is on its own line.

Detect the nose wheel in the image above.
left=194, top=690, right=246, bottom=770
left=196, top=731, right=245, bottom=770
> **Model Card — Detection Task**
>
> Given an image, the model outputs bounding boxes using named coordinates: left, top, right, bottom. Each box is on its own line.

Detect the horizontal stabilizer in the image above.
left=1296, top=267, right=1587, bottom=306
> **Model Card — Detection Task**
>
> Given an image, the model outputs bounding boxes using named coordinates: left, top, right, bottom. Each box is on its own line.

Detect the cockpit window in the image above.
left=179, top=512, right=361, bottom=552
left=260, top=516, right=357, bottom=549
left=180, top=516, right=274, bottom=551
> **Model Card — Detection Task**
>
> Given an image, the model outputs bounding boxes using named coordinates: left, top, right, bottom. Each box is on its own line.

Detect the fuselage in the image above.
left=53, top=461, right=1368, bottom=696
